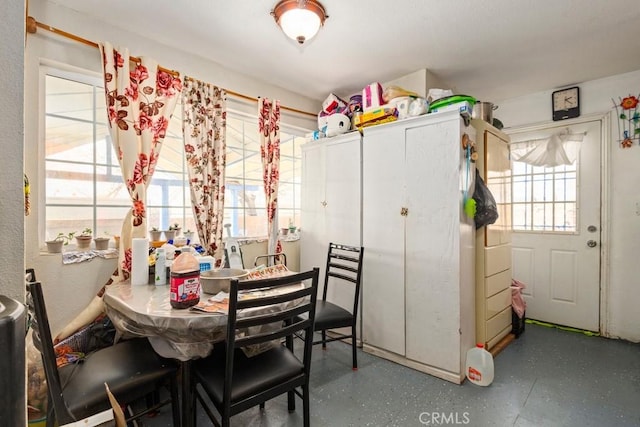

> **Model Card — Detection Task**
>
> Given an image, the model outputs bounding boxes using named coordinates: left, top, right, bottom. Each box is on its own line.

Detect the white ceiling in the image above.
left=48, top=0, right=640, bottom=104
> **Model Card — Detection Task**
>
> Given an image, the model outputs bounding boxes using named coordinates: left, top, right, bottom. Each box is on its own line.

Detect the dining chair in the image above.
left=191, top=268, right=319, bottom=427
left=26, top=281, right=181, bottom=427
left=312, top=243, right=365, bottom=370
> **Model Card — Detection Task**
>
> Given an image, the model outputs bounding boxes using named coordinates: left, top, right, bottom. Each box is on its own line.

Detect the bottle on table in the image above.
left=155, top=248, right=166, bottom=286
left=170, top=247, right=200, bottom=309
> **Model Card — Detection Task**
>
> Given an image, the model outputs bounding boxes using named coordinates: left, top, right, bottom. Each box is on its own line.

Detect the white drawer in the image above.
left=486, top=306, right=512, bottom=339
left=485, top=269, right=511, bottom=297
left=486, top=287, right=511, bottom=320
left=484, top=244, right=511, bottom=276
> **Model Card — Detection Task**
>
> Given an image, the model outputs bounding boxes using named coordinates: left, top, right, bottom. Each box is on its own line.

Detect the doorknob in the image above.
left=587, top=225, right=598, bottom=233
left=586, top=240, right=598, bottom=248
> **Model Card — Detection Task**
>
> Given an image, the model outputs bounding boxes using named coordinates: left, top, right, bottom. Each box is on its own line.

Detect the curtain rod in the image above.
left=26, top=16, right=317, bottom=118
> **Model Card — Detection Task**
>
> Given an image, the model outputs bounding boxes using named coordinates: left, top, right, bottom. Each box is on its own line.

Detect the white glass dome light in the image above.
left=272, top=0, right=328, bottom=45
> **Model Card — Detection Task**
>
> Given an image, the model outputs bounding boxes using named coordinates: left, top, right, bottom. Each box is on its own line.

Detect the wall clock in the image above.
left=552, top=86, right=580, bottom=121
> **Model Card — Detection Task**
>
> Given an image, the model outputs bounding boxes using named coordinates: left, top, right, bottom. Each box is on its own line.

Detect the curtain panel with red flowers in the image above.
left=182, top=77, right=227, bottom=265
left=258, top=98, right=282, bottom=258
left=99, top=42, right=181, bottom=280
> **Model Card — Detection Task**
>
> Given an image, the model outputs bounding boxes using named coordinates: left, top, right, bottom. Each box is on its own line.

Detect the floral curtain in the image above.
left=258, top=98, right=282, bottom=258
left=99, top=42, right=181, bottom=279
left=182, top=77, right=227, bottom=265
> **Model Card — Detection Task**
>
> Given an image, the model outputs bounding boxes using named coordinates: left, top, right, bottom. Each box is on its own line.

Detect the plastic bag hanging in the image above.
left=472, top=169, right=498, bottom=229
left=511, top=130, right=584, bottom=167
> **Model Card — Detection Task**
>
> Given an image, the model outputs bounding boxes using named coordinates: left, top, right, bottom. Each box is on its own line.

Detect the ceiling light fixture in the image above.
left=272, top=0, right=328, bottom=45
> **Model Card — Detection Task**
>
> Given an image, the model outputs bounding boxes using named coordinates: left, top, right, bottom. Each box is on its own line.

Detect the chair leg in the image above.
left=169, top=376, right=181, bottom=427
left=352, top=325, right=358, bottom=370
left=288, top=390, right=296, bottom=411
left=321, top=330, right=327, bottom=349
left=303, top=383, right=310, bottom=427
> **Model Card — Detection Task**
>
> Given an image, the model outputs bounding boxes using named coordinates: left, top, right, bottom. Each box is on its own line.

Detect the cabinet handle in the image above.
left=321, top=201, right=327, bottom=207
left=400, top=207, right=408, bottom=216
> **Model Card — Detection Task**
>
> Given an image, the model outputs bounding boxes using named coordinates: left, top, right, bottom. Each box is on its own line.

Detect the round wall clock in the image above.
left=552, top=86, right=580, bottom=121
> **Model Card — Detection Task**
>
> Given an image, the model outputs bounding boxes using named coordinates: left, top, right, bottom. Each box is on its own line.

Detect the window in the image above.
left=511, top=156, right=578, bottom=232
left=44, top=68, right=304, bottom=244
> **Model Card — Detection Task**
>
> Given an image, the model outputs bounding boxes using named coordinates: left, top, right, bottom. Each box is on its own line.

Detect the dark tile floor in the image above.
left=140, top=323, right=640, bottom=426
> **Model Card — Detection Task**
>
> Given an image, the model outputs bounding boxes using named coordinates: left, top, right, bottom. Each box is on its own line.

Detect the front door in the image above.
left=508, top=117, right=602, bottom=331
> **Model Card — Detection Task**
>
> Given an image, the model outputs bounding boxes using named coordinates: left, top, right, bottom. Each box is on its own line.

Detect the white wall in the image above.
left=497, top=69, right=640, bottom=342
left=24, top=1, right=317, bottom=334
left=0, top=1, right=25, bottom=303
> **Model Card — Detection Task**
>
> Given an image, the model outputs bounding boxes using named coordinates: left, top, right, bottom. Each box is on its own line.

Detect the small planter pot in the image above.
left=94, top=237, right=110, bottom=250
left=75, top=235, right=92, bottom=250
left=45, top=240, right=64, bottom=253
left=163, top=230, right=176, bottom=241
left=149, top=230, right=163, bottom=241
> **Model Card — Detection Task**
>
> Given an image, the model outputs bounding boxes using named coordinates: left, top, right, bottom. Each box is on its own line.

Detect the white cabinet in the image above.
left=300, top=132, right=362, bottom=304
left=472, top=119, right=512, bottom=350
left=361, top=112, right=476, bottom=384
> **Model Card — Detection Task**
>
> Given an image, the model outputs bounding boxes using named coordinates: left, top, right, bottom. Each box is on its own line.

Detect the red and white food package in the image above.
left=362, top=82, right=384, bottom=111
left=322, top=93, right=347, bottom=115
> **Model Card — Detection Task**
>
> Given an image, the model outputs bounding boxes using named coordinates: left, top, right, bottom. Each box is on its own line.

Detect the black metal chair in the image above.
left=191, top=268, right=319, bottom=427
left=26, top=281, right=181, bottom=427
left=313, top=243, right=364, bottom=370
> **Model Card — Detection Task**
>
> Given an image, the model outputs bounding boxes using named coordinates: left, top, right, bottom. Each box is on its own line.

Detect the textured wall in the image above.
left=0, top=1, right=25, bottom=302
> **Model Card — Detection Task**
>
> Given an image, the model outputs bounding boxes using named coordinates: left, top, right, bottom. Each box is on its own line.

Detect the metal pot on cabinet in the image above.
left=472, top=102, right=498, bottom=123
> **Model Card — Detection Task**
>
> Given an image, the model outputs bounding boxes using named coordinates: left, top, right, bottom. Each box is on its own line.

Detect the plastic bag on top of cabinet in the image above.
left=472, top=169, right=498, bottom=229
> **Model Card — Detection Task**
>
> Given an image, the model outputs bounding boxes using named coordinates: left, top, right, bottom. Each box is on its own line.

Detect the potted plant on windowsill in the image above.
left=183, top=229, right=195, bottom=242
left=94, top=233, right=110, bottom=250
left=45, top=232, right=74, bottom=253
left=75, top=228, right=93, bottom=250
left=164, top=223, right=181, bottom=241
left=149, top=227, right=162, bottom=241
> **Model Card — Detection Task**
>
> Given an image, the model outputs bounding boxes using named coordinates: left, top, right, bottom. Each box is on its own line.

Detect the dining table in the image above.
left=103, top=273, right=304, bottom=427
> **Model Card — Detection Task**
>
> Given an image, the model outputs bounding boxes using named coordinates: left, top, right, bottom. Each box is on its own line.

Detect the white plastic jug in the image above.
left=465, top=343, right=494, bottom=386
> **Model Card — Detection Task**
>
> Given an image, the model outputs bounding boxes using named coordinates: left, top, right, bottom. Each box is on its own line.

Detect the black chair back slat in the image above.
left=236, top=286, right=312, bottom=310
left=236, top=302, right=313, bottom=330
left=235, top=318, right=312, bottom=348
left=330, top=244, right=360, bottom=253
left=327, top=271, right=357, bottom=284
left=327, top=261, right=359, bottom=273
left=329, top=253, right=360, bottom=263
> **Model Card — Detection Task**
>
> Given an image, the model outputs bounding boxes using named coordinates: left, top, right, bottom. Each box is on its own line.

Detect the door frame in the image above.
left=504, top=112, right=611, bottom=335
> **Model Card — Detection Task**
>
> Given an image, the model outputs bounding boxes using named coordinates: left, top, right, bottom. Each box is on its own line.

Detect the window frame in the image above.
left=40, top=64, right=307, bottom=248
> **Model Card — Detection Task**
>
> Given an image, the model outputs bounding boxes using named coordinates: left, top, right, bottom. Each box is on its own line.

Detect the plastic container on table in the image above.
left=170, top=247, right=200, bottom=309
left=155, top=248, right=167, bottom=286
left=465, top=343, right=494, bottom=386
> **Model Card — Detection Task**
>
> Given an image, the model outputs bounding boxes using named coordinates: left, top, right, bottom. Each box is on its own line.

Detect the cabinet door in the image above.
left=362, top=125, right=406, bottom=356
left=324, top=135, right=362, bottom=308
left=484, top=132, right=512, bottom=246
left=404, top=119, right=464, bottom=373
left=324, top=135, right=361, bottom=248
left=300, top=143, right=326, bottom=273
